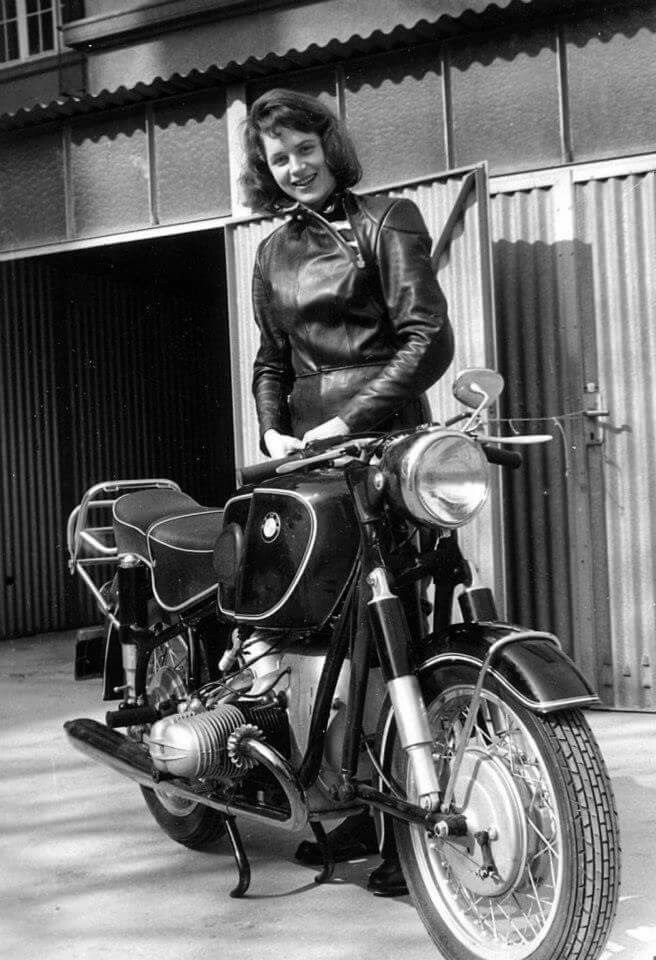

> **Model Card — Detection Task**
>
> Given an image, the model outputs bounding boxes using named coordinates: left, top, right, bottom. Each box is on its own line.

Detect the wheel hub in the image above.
left=438, top=746, right=528, bottom=897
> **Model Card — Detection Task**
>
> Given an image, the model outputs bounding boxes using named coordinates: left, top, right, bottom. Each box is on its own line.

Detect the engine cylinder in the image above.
left=149, top=704, right=247, bottom=779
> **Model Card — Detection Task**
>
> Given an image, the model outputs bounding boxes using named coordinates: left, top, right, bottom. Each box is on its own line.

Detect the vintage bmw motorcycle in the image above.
left=65, top=369, right=619, bottom=960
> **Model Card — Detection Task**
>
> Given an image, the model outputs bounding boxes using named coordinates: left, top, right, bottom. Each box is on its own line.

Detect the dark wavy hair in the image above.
left=240, top=88, right=362, bottom=214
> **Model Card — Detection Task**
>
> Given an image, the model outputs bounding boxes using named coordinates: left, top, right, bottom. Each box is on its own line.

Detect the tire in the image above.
left=134, top=624, right=227, bottom=850
left=140, top=784, right=227, bottom=849
left=392, top=664, right=620, bottom=960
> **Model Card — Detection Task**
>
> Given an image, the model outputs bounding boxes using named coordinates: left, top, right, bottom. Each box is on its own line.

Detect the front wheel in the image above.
left=393, top=666, right=620, bottom=960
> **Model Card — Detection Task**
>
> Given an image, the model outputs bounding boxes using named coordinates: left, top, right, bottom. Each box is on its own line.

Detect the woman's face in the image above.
left=262, top=126, right=337, bottom=210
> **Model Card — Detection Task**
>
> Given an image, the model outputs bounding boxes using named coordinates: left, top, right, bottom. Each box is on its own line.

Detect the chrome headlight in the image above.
left=380, top=429, right=490, bottom=527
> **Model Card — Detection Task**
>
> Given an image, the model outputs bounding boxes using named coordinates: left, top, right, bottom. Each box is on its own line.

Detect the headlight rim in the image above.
left=381, top=428, right=490, bottom=528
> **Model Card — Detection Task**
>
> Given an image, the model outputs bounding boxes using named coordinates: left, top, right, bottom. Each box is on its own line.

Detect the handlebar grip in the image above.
left=481, top=443, right=523, bottom=470
left=239, top=452, right=305, bottom=486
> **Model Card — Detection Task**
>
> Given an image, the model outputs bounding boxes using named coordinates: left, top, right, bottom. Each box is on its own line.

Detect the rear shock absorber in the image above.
left=117, top=554, right=150, bottom=703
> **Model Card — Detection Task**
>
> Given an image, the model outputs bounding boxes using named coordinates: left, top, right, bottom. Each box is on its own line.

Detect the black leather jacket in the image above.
left=252, top=191, right=453, bottom=444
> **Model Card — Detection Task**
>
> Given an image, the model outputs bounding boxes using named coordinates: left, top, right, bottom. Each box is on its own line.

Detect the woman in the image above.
left=240, top=89, right=454, bottom=896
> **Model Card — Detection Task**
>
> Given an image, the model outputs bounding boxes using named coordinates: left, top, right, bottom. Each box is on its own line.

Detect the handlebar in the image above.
left=480, top=443, right=523, bottom=470
left=240, top=433, right=524, bottom=486
left=239, top=452, right=307, bottom=486
left=240, top=435, right=378, bottom=487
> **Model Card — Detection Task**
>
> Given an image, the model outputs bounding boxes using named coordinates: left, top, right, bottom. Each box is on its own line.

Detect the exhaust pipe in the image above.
left=64, top=718, right=308, bottom=832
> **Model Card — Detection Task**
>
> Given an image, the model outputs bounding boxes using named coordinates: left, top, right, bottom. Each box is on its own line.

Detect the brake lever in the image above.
left=275, top=441, right=367, bottom=475
left=475, top=434, right=553, bottom=445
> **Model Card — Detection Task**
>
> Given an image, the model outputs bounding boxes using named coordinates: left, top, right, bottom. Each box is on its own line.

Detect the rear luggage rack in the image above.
left=67, top=479, right=181, bottom=621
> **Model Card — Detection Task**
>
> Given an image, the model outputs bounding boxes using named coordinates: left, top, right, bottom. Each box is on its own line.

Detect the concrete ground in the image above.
left=1, top=632, right=655, bottom=960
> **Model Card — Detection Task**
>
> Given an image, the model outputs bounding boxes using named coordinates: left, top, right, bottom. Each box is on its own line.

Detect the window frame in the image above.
left=0, top=0, right=61, bottom=68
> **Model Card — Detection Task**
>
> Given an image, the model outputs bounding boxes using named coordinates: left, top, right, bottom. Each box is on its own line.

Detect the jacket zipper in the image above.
left=295, top=204, right=366, bottom=269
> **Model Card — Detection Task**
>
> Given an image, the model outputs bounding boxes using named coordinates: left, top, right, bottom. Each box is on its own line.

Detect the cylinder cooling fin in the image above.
left=227, top=723, right=264, bottom=772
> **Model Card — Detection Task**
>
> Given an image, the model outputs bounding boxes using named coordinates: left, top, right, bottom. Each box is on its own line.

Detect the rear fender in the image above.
left=413, top=622, right=598, bottom=714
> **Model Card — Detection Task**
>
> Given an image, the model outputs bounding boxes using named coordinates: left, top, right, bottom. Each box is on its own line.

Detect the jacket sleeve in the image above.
left=339, top=198, right=454, bottom=432
left=251, top=249, right=294, bottom=451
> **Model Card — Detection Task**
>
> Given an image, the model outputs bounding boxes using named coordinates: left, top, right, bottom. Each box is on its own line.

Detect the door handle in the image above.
left=583, top=388, right=609, bottom=444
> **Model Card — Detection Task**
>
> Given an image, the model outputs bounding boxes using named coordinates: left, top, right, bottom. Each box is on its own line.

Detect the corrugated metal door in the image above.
left=225, top=166, right=503, bottom=603
left=575, top=167, right=656, bottom=709
left=489, top=174, right=601, bottom=691
left=490, top=160, right=656, bottom=709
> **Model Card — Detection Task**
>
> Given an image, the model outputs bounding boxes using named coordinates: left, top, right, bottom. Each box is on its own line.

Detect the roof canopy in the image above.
left=0, top=0, right=590, bottom=130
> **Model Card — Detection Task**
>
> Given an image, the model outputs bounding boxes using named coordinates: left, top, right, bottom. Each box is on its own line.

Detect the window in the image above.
left=0, top=0, right=60, bottom=65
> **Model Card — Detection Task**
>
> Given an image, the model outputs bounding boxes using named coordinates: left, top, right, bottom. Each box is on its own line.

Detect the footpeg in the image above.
left=105, top=705, right=160, bottom=728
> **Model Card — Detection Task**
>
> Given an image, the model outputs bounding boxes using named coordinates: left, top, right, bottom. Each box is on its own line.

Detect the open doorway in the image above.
left=0, top=228, right=233, bottom=637
left=53, top=229, right=235, bottom=626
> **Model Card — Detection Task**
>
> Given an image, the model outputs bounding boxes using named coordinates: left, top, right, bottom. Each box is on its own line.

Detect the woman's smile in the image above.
left=291, top=173, right=316, bottom=187
left=263, top=126, right=336, bottom=209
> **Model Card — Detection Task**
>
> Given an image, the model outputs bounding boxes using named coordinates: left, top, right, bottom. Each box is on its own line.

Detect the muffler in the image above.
left=64, top=718, right=308, bottom=832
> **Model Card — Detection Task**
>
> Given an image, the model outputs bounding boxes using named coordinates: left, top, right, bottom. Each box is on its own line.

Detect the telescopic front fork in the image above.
left=341, top=460, right=442, bottom=814
left=367, top=566, right=441, bottom=813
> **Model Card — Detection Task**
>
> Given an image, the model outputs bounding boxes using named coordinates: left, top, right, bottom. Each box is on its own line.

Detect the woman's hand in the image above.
left=302, top=416, right=349, bottom=446
left=263, top=429, right=303, bottom=460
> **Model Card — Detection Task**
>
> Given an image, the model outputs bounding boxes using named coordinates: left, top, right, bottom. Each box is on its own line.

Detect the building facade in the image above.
left=1, top=0, right=655, bottom=710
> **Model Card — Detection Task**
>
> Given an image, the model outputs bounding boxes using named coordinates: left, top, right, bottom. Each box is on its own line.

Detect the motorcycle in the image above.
left=65, top=368, right=620, bottom=960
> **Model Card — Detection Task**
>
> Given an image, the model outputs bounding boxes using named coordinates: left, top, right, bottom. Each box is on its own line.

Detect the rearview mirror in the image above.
left=453, top=368, right=505, bottom=411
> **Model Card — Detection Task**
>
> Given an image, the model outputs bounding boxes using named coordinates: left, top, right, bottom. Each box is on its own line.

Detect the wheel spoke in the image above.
left=511, top=891, right=541, bottom=935
left=488, top=899, right=498, bottom=939
left=526, top=817, right=559, bottom=858
left=494, top=899, right=531, bottom=944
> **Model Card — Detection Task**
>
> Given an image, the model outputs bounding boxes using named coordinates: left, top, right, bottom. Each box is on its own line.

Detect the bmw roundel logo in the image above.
left=261, top=512, right=281, bottom=543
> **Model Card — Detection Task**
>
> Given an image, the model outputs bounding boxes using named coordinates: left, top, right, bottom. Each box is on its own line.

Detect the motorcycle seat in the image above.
left=113, top=489, right=223, bottom=611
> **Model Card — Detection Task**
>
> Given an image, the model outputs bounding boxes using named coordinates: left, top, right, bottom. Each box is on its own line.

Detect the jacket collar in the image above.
left=282, top=191, right=349, bottom=222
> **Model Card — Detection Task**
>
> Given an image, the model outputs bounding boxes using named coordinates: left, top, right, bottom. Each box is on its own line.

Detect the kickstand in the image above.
left=310, top=821, right=335, bottom=884
left=224, top=816, right=251, bottom=898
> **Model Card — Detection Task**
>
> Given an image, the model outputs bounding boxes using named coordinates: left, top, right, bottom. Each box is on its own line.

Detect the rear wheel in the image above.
left=393, top=666, right=620, bottom=960
left=137, top=629, right=227, bottom=849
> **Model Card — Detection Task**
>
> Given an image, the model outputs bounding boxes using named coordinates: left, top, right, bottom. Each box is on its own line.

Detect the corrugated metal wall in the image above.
left=225, top=168, right=503, bottom=602
left=576, top=170, right=656, bottom=709
left=0, top=260, right=66, bottom=636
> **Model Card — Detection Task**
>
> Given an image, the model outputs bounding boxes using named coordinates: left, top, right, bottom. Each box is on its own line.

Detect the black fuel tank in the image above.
left=218, top=469, right=359, bottom=629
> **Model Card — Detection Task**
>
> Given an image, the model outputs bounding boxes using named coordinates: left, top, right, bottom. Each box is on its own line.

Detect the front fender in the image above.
left=412, top=622, right=598, bottom=715
left=373, top=622, right=598, bottom=804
